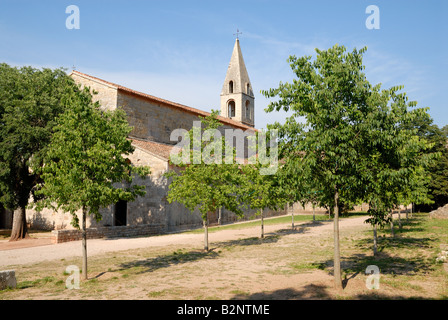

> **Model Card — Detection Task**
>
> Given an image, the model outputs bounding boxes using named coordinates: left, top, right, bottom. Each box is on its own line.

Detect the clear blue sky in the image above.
left=0, top=0, right=446, bottom=130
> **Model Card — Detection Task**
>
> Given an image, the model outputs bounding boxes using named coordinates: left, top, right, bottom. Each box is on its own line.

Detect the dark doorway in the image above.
left=114, top=200, right=127, bottom=226
left=0, top=205, right=5, bottom=229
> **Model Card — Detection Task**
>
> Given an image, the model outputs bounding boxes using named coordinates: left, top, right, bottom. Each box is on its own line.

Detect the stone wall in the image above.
left=0, top=206, right=13, bottom=229
left=26, top=202, right=114, bottom=231
left=51, top=223, right=166, bottom=244
left=21, top=72, right=284, bottom=240
left=118, top=91, right=253, bottom=146
left=70, top=72, right=118, bottom=112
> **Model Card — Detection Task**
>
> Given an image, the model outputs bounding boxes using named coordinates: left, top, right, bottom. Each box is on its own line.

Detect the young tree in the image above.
left=0, top=64, right=79, bottom=241
left=34, top=88, right=150, bottom=280
left=242, top=159, right=287, bottom=239
left=263, top=45, right=391, bottom=289
left=165, top=111, right=247, bottom=251
left=359, top=84, right=435, bottom=252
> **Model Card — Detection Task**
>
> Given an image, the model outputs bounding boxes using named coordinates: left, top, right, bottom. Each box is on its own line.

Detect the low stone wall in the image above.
left=51, top=224, right=166, bottom=244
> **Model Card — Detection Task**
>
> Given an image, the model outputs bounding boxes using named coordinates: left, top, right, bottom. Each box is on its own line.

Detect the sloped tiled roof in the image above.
left=130, top=138, right=257, bottom=165
left=70, top=70, right=257, bottom=132
left=131, top=139, right=177, bottom=161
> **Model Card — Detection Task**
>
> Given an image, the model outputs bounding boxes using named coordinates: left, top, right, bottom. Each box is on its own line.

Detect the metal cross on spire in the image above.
left=234, top=28, right=242, bottom=39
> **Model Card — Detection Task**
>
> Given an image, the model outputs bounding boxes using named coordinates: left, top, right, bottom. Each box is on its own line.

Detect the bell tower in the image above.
left=220, top=38, right=255, bottom=127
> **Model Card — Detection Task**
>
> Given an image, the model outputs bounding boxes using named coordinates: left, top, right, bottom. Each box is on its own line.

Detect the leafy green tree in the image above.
left=408, top=120, right=448, bottom=211
left=262, top=45, right=435, bottom=288
left=241, top=159, right=287, bottom=239
left=263, top=45, right=376, bottom=289
left=0, top=64, right=77, bottom=241
left=165, top=111, right=247, bottom=251
left=441, top=125, right=448, bottom=138
left=359, top=84, right=435, bottom=251
left=34, top=88, right=150, bottom=280
left=428, top=137, right=448, bottom=209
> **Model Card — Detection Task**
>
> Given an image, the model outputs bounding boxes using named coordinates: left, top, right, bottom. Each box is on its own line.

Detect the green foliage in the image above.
left=409, top=121, right=448, bottom=211
left=165, top=110, right=247, bottom=220
left=262, top=44, right=435, bottom=227
left=263, top=45, right=373, bottom=211
left=0, top=64, right=76, bottom=211
left=359, top=83, right=437, bottom=226
left=261, top=44, right=437, bottom=286
left=240, top=160, right=287, bottom=216
left=33, top=87, right=150, bottom=228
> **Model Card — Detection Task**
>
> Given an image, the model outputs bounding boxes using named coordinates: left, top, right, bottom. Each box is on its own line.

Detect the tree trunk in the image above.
left=82, top=206, right=88, bottom=280
left=313, top=204, right=316, bottom=222
left=203, top=217, right=209, bottom=251
left=291, top=211, right=295, bottom=230
left=260, top=208, right=264, bottom=239
left=333, top=189, right=342, bottom=290
left=218, top=207, right=222, bottom=225
left=9, top=206, right=29, bottom=241
left=390, top=210, right=395, bottom=237
left=373, top=224, right=378, bottom=256
left=398, top=209, right=402, bottom=230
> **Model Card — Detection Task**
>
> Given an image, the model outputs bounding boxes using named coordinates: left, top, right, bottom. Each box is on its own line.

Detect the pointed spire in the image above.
left=220, top=37, right=255, bottom=127
left=221, top=38, right=253, bottom=97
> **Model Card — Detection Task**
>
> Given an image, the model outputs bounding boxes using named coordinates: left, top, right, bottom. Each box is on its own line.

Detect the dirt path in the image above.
left=0, top=215, right=369, bottom=268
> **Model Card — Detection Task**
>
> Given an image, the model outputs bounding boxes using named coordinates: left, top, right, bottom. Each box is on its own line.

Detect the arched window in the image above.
left=245, top=100, right=250, bottom=119
left=246, top=83, right=250, bottom=95
left=229, top=81, right=234, bottom=94
left=228, top=100, right=236, bottom=118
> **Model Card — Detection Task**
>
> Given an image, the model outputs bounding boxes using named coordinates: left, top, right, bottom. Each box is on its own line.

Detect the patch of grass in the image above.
left=185, top=214, right=331, bottom=234
left=147, top=290, right=167, bottom=298
left=229, top=289, right=250, bottom=296
left=288, top=261, right=327, bottom=272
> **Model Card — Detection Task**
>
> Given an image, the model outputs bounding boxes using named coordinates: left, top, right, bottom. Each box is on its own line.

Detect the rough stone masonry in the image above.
left=0, top=270, right=17, bottom=290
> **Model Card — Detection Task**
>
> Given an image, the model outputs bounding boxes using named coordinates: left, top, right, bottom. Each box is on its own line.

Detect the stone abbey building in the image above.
left=0, top=39, right=286, bottom=241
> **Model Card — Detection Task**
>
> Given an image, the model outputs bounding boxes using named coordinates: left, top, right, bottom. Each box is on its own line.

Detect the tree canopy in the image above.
left=34, top=85, right=150, bottom=279
left=165, top=111, right=248, bottom=250
left=34, top=87, right=150, bottom=228
left=262, top=44, right=435, bottom=288
left=0, top=64, right=80, bottom=240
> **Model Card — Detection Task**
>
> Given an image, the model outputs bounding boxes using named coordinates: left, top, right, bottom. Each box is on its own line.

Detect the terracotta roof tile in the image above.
left=131, top=139, right=177, bottom=160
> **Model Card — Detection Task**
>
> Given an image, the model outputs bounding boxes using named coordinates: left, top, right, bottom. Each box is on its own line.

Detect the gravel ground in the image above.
left=0, top=215, right=370, bottom=268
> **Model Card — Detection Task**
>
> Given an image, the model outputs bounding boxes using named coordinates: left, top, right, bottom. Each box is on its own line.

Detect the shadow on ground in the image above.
left=275, top=221, right=327, bottom=235
left=116, top=220, right=327, bottom=274
left=117, top=249, right=220, bottom=274
left=230, top=285, right=432, bottom=300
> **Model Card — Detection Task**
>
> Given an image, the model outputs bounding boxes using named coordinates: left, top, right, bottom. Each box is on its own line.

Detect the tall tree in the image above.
left=34, top=88, right=150, bottom=280
left=359, top=84, right=435, bottom=252
left=262, top=45, right=411, bottom=289
left=165, top=111, right=248, bottom=251
left=0, top=64, right=77, bottom=241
